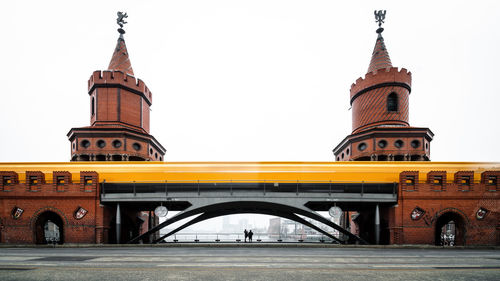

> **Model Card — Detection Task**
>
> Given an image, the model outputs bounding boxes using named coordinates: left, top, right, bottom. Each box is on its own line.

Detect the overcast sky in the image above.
left=1, top=0, right=499, bottom=163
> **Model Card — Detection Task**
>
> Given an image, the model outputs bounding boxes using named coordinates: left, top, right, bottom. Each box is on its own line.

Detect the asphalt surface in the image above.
left=0, top=246, right=499, bottom=280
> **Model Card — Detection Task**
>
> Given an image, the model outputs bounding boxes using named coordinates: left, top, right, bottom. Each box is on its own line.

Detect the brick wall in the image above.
left=390, top=170, right=499, bottom=245
left=0, top=171, right=102, bottom=244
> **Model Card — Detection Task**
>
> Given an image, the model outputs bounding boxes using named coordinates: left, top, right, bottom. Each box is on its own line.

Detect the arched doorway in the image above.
left=34, top=211, right=64, bottom=244
left=435, top=211, right=466, bottom=246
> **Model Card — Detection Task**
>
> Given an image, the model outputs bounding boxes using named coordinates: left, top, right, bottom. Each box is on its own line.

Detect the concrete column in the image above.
left=148, top=210, right=153, bottom=243
left=375, top=204, right=380, bottom=245
left=116, top=203, right=121, bottom=244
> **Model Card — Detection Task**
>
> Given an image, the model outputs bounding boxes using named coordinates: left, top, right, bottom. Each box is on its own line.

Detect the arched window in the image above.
left=387, top=92, right=398, bottom=112
left=91, top=97, right=95, bottom=116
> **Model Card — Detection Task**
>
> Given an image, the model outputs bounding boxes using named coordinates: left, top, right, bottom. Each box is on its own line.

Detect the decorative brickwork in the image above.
left=0, top=171, right=19, bottom=191
left=0, top=171, right=105, bottom=244
left=481, top=171, right=499, bottom=191
left=426, top=171, right=447, bottom=191
left=68, top=29, right=165, bottom=162
left=333, top=19, right=433, bottom=162
left=388, top=171, right=500, bottom=246
left=53, top=171, right=72, bottom=192
left=80, top=171, right=98, bottom=192
left=400, top=171, right=419, bottom=192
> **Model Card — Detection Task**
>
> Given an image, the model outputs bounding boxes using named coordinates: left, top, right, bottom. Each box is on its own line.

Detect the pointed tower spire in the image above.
left=367, top=10, right=392, bottom=73
left=108, top=12, right=134, bottom=76
left=68, top=11, right=166, bottom=162
left=333, top=10, right=433, bottom=162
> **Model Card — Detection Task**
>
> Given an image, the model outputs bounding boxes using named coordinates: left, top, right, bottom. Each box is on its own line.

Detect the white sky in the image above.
left=1, top=0, right=499, bottom=163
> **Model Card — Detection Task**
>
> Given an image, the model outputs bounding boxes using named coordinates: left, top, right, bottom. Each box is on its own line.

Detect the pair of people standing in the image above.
left=244, top=229, right=253, bottom=242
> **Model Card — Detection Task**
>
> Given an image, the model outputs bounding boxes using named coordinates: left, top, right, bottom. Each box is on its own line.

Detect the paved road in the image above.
left=0, top=246, right=499, bottom=280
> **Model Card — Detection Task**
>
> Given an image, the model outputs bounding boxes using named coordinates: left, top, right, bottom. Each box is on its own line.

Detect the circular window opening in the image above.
left=411, top=140, right=421, bottom=148
left=149, top=148, right=153, bottom=155
left=346, top=148, right=350, bottom=156
left=72, top=143, right=75, bottom=150
left=155, top=152, right=158, bottom=159
left=112, top=140, right=122, bottom=148
left=341, top=153, right=345, bottom=159
left=425, top=143, right=429, bottom=149
left=81, top=140, right=90, bottom=148
left=336, top=157, right=340, bottom=161
left=97, top=140, right=106, bottom=148
left=378, top=140, right=388, bottom=149
left=394, top=140, right=404, bottom=148
left=132, top=143, right=141, bottom=151
left=159, top=156, right=163, bottom=161
left=358, top=142, right=367, bottom=151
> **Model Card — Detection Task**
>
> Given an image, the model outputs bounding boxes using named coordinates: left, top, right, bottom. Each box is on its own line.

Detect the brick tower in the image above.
left=68, top=14, right=166, bottom=161
left=333, top=11, right=433, bottom=161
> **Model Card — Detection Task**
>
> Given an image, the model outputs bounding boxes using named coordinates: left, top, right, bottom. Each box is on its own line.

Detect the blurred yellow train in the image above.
left=0, top=162, right=498, bottom=183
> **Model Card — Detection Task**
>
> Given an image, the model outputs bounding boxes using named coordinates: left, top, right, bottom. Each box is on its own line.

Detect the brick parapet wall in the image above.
left=88, top=70, right=152, bottom=105
left=391, top=170, right=499, bottom=245
left=350, top=67, right=411, bottom=100
left=0, top=171, right=101, bottom=244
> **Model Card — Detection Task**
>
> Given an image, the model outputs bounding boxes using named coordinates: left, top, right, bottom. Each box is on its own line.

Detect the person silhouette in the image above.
left=248, top=230, right=253, bottom=242
left=244, top=229, right=248, bottom=242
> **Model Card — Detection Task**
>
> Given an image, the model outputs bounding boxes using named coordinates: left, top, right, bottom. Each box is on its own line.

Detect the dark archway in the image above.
left=355, top=156, right=371, bottom=161
left=34, top=211, right=64, bottom=244
left=95, top=154, right=106, bottom=161
left=129, top=156, right=145, bottom=161
left=79, top=154, right=90, bottom=161
left=435, top=211, right=467, bottom=246
left=112, top=155, right=123, bottom=161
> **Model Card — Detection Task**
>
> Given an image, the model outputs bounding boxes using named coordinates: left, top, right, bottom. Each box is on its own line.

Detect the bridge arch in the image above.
left=127, top=201, right=366, bottom=244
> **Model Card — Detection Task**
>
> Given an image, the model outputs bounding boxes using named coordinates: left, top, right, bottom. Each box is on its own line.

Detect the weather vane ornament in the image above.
left=374, top=10, right=386, bottom=34
left=117, top=11, right=128, bottom=34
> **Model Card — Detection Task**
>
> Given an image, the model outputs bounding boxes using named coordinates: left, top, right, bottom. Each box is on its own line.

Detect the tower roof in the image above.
left=108, top=34, right=135, bottom=76
left=367, top=31, right=392, bottom=73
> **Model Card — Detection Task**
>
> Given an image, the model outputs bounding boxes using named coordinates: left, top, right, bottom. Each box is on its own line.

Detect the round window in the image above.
left=159, top=156, right=163, bottom=161
left=336, top=157, right=340, bottom=161
left=112, top=140, right=122, bottom=148
left=97, top=140, right=106, bottom=148
left=358, top=142, right=367, bottom=151
left=425, top=143, right=429, bottom=150
left=411, top=140, right=421, bottom=148
left=378, top=140, right=388, bottom=148
left=72, top=143, right=75, bottom=150
left=394, top=140, right=404, bottom=148
left=155, top=152, right=158, bottom=159
left=346, top=148, right=350, bottom=156
left=149, top=148, right=153, bottom=155
left=81, top=140, right=90, bottom=148
left=341, top=153, right=345, bottom=159
left=132, top=143, right=141, bottom=151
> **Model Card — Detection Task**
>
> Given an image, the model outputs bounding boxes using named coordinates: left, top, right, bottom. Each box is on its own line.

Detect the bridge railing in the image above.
left=101, top=180, right=398, bottom=195
left=159, top=232, right=336, bottom=243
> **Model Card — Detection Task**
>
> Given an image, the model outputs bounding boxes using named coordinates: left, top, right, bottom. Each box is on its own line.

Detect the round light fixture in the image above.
left=154, top=206, right=168, bottom=217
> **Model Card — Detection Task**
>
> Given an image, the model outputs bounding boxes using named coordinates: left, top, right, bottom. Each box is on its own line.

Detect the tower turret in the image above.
left=333, top=11, right=433, bottom=161
left=67, top=12, right=166, bottom=161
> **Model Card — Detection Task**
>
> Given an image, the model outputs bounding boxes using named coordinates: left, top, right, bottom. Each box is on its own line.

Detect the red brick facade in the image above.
left=0, top=171, right=107, bottom=244
left=388, top=170, right=499, bottom=245
left=334, top=24, right=433, bottom=161
left=67, top=30, right=165, bottom=162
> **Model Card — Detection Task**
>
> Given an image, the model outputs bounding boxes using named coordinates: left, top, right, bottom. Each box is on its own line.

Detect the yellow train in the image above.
left=0, top=162, right=498, bottom=183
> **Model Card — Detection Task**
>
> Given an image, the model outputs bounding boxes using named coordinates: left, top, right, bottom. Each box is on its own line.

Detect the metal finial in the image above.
left=374, top=10, right=386, bottom=34
left=117, top=11, right=128, bottom=34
